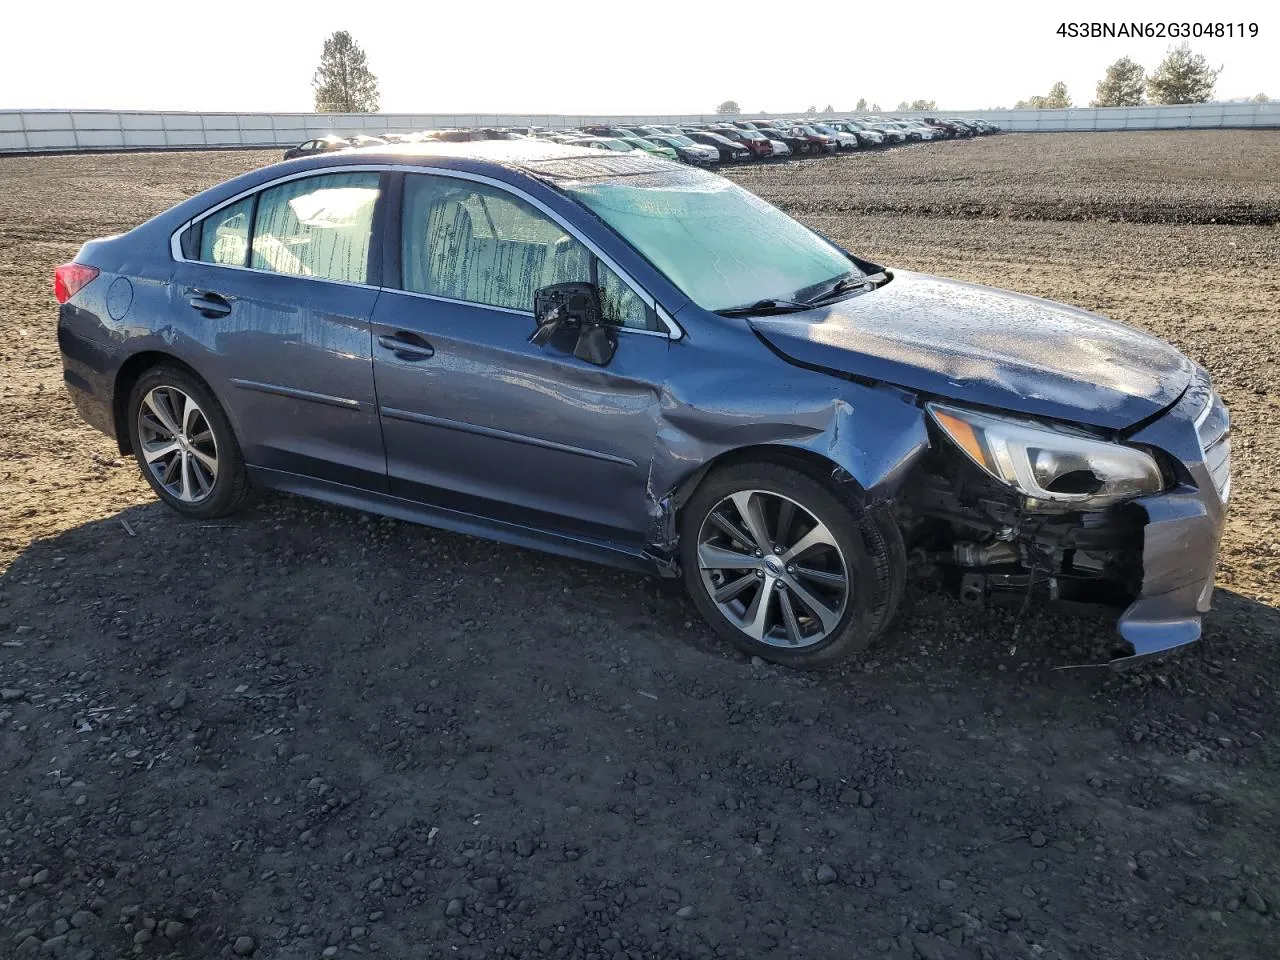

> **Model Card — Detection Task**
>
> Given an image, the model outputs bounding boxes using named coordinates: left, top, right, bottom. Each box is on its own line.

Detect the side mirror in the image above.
left=573, top=324, right=617, bottom=366
left=530, top=282, right=617, bottom=366
left=530, top=282, right=602, bottom=345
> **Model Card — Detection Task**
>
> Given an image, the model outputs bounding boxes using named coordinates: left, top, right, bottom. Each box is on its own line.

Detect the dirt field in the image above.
left=1, top=131, right=1278, bottom=960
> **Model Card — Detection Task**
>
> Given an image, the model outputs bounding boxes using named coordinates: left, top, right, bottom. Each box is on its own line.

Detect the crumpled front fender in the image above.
left=643, top=358, right=929, bottom=568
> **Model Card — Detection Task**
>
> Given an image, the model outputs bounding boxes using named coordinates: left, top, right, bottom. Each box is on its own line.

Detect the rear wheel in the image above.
left=680, top=462, right=904, bottom=669
left=127, top=365, right=251, bottom=519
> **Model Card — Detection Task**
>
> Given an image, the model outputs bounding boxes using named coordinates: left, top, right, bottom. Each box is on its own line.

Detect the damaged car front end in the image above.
left=897, top=381, right=1229, bottom=663
left=739, top=269, right=1230, bottom=666
left=543, top=156, right=1229, bottom=667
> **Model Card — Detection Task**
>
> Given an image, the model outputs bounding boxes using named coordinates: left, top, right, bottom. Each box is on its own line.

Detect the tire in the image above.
left=126, top=364, right=252, bottom=519
left=679, top=462, right=905, bottom=669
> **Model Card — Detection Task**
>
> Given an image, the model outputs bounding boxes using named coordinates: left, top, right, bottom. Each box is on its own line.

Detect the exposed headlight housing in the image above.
left=927, top=403, right=1164, bottom=508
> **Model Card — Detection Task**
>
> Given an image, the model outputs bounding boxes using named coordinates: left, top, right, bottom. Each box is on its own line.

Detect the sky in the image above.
left=2, top=0, right=1274, bottom=114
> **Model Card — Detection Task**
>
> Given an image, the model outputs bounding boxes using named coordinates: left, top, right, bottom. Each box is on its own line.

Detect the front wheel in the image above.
left=679, top=462, right=904, bottom=669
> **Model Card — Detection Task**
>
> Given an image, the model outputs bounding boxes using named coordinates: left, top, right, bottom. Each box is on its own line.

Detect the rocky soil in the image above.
left=1, top=132, right=1278, bottom=960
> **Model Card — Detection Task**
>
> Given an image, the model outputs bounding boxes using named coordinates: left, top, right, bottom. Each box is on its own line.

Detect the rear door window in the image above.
left=250, top=172, right=380, bottom=283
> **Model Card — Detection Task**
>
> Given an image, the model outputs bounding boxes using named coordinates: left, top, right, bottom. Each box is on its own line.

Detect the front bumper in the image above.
left=1112, top=369, right=1230, bottom=664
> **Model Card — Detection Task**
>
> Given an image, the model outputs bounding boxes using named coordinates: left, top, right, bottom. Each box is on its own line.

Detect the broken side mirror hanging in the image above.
left=572, top=323, right=618, bottom=366
left=530, top=282, right=603, bottom=346
left=529, top=282, right=617, bottom=366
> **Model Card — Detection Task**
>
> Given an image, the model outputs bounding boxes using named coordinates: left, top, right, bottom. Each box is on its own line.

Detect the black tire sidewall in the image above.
left=127, top=366, right=247, bottom=520
left=679, top=462, right=878, bottom=669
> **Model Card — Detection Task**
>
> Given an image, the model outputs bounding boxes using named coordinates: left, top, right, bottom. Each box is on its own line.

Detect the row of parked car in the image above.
left=282, top=116, right=999, bottom=165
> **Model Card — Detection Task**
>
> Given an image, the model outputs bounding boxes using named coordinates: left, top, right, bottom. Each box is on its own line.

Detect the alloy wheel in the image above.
left=136, top=386, right=219, bottom=503
left=696, top=489, right=850, bottom=649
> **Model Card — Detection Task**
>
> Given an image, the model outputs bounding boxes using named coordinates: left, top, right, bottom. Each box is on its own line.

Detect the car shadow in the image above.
left=2, top=492, right=1277, bottom=721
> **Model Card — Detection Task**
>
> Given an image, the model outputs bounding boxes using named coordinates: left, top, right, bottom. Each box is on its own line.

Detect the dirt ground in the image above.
left=1, top=131, right=1278, bottom=960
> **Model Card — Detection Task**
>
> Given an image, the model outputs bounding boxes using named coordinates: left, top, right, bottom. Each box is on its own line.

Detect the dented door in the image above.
left=371, top=290, right=668, bottom=547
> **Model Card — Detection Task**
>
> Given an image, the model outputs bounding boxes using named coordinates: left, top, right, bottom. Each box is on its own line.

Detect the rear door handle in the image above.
left=187, top=291, right=232, bottom=317
left=378, top=333, right=435, bottom=360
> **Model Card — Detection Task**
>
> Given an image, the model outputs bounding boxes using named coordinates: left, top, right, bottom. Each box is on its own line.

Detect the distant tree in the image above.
left=1254, top=92, right=1271, bottom=102
left=1018, top=81, right=1071, bottom=110
left=870, top=102, right=881, bottom=113
left=806, top=105, right=816, bottom=113
left=896, top=101, right=909, bottom=111
left=312, top=30, right=379, bottom=113
left=822, top=103, right=834, bottom=113
left=909, top=99, right=938, bottom=110
left=1146, top=43, right=1221, bottom=103
left=715, top=100, right=741, bottom=114
left=1092, top=57, right=1145, bottom=107
left=855, top=97, right=868, bottom=111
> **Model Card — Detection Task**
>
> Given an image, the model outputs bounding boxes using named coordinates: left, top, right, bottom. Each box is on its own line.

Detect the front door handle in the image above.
left=186, top=291, right=232, bottom=317
left=377, top=333, right=435, bottom=360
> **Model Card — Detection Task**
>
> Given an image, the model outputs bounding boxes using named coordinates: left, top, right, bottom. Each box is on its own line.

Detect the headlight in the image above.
left=927, top=403, right=1163, bottom=507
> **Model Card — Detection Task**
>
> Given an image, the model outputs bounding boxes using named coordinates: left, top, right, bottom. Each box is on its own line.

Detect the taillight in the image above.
left=54, top=263, right=99, bottom=305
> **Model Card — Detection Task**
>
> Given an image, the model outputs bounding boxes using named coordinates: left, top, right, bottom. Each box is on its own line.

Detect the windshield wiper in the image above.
left=803, top=270, right=891, bottom=305
left=715, top=298, right=813, bottom=317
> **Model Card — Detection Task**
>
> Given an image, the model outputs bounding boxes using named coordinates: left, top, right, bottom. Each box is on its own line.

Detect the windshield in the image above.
left=563, top=167, right=859, bottom=312
left=668, top=135, right=695, bottom=146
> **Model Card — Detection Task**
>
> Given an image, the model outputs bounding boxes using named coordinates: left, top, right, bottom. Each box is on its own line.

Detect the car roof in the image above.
left=152, top=139, right=688, bottom=234
left=292, top=138, right=608, bottom=170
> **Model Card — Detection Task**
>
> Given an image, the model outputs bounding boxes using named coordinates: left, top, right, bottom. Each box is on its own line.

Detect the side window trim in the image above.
left=167, top=164, right=682, bottom=338
left=178, top=171, right=384, bottom=289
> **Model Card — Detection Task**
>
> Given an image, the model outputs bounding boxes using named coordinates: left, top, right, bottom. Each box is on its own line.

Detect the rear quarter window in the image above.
left=196, top=196, right=254, bottom=267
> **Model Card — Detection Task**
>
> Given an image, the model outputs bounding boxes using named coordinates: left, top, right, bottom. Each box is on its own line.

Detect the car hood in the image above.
left=748, top=270, right=1192, bottom=431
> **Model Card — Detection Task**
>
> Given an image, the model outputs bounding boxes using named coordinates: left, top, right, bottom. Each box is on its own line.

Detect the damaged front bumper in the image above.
left=904, top=369, right=1229, bottom=667
left=1112, top=372, right=1230, bottom=664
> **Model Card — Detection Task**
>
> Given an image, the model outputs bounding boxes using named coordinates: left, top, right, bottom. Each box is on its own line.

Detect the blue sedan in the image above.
left=55, top=140, right=1228, bottom=667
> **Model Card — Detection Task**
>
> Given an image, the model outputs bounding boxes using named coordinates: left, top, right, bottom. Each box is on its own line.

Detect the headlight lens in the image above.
left=927, top=403, right=1163, bottom=507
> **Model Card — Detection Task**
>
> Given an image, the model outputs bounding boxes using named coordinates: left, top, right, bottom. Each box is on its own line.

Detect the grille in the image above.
left=1195, top=387, right=1231, bottom=503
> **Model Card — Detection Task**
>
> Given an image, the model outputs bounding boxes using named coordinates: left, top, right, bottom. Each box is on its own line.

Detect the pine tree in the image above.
left=855, top=98, right=868, bottom=111
left=1093, top=57, right=1145, bottom=106
left=1147, top=43, right=1221, bottom=104
left=313, top=31, right=380, bottom=113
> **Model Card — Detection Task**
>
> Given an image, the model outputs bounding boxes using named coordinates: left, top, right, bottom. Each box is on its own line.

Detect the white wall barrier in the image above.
left=1, top=103, right=1276, bottom=153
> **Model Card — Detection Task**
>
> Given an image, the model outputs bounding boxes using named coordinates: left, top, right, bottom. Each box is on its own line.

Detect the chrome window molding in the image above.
left=385, top=288, right=533, bottom=319
left=169, top=162, right=684, bottom=340
left=166, top=258, right=383, bottom=292
left=383, top=288, right=671, bottom=338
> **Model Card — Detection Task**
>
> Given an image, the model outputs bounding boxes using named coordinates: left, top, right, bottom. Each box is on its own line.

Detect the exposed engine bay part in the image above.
left=896, top=439, right=1146, bottom=638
